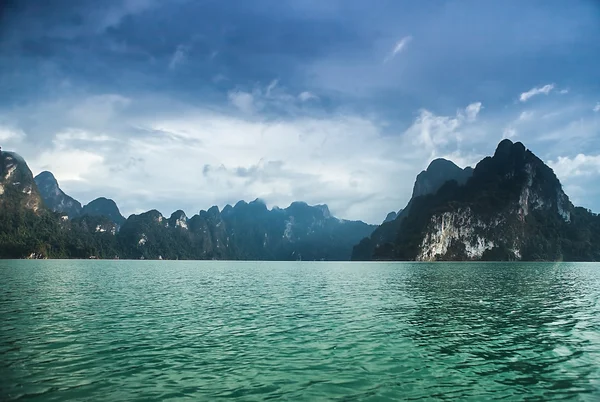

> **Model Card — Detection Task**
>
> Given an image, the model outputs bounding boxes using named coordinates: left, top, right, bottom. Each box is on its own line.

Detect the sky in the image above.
left=0, top=0, right=599, bottom=224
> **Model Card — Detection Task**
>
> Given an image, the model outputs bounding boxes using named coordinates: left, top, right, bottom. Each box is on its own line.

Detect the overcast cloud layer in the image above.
left=1, top=0, right=599, bottom=223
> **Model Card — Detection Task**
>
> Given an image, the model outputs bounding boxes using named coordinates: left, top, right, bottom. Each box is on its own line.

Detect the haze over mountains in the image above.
left=2, top=139, right=600, bottom=261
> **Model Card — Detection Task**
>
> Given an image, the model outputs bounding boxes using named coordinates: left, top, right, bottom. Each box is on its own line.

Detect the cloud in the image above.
left=298, top=91, right=318, bottom=102
left=265, top=79, right=279, bottom=97
left=2, top=0, right=600, bottom=218
left=518, top=111, right=533, bottom=121
left=465, top=102, right=482, bottom=122
left=594, top=103, right=600, bottom=113
left=407, top=102, right=484, bottom=155
left=99, top=0, right=159, bottom=32
left=67, top=94, right=131, bottom=126
left=31, top=147, right=105, bottom=183
left=13, top=90, right=490, bottom=223
left=519, top=84, right=555, bottom=102
left=559, top=89, right=569, bottom=94
left=168, top=44, right=190, bottom=70
left=503, top=127, right=517, bottom=139
left=0, top=126, right=25, bottom=142
left=227, top=81, right=317, bottom=115
left=383, top=35, right=413, bottom=63
left=54, top=129, right=115, bottom=143
left=548, top=154, right=600, bottom=178
left=228, top=91, right=256, bottom=114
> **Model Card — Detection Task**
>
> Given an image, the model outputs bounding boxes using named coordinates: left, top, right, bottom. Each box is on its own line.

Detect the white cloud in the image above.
left=228, top=91, right=256, bottom=114
left=0, top=126, right=25, bottom=142
left=168, top=44, right=190, bottom=70
left=54, top=129, right=115, bottom=143
left=519, top=84, right=555, bottom=102
left=548, top=154, right=600, bottom=178
left=383, top=35, right=412, bottom=63
left=503, top=127, right=517, bottom=139
left=13, top=92, right=490, bottom=223
left=407, top=102, right=483, bottom=153
left=67, top=94, right=131, bottom=126
left=12, top=86, right=600, bottom=222
left=227, top=81, right=317, bottom=114
left=518, top=111, right=533, bottom=121
left=559, top=89, right=569, bottom=94
left=30, top=148, right=105, bottom=182
left=298, top=91, right=318, bottom=102
left=465, top=102, right=482, bottom=122
left=594, top=103, right=600, bottom=112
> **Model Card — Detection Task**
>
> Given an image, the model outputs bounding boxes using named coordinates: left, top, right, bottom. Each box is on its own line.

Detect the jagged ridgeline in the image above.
left=352, top=139, right=600, bottom=261
left=0, top=149, right=375, bottom=259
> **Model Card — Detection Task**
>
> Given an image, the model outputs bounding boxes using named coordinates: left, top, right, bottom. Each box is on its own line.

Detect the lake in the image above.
left=1, top=260, right=600, bottom=401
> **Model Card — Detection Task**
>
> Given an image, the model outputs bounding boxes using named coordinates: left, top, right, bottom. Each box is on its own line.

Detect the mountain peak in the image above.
left=493, top=139, right=526, bottom=159
left=35, top=171, right=56, bottom=182
left=382, top=211, right=398, bottom=224
left=168, top=210, right=188, bottom=229
left=250, top=198, right=266, bottom=205
left=34, top=170, right=82, bottom=218
left=412, top=158, right=473, bottom=199
left=82, top=197, right=125, bottom=225
left=358, top=139, right=582, bottom=262
left=426, top=158, right=460, bottom=172
left=315, top=204, right=331, bottom=219
left=169, top=209, right=187, bottom=220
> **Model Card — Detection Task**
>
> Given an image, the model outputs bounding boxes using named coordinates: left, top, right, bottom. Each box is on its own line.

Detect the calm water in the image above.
left=1, top=261, right=600, bottom=401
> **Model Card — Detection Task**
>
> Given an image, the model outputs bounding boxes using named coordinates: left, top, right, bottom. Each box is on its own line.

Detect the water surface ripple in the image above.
left=1, top=261, right=600, bottom=400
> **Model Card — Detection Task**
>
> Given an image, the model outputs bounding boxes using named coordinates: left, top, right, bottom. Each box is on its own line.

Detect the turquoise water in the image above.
left=1, top=261, right=600, bottom=401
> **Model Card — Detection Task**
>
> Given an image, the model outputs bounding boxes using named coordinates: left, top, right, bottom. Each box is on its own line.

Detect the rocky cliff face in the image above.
left=364, top=140, right=600, bottom=261
left=34, top=171, right=82, bottom=218
left=352, top=158, right=473, bottom=260
left=0, top=151, right=43, bottom=213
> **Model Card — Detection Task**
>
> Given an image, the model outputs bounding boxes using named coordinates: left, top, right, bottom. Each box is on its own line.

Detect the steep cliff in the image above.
left=352, top=158, right=473, bottom=260
left=367, top=140, right=600, bottom=261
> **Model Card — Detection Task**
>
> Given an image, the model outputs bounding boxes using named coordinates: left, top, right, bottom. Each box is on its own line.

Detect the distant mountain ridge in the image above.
left=34, top=172, right=126, bottom=225
left=3, top=141, right=600, bottom=261
left=117, top=199, right=375, bottom=260
left=1, top=149, right=375, bottom=260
